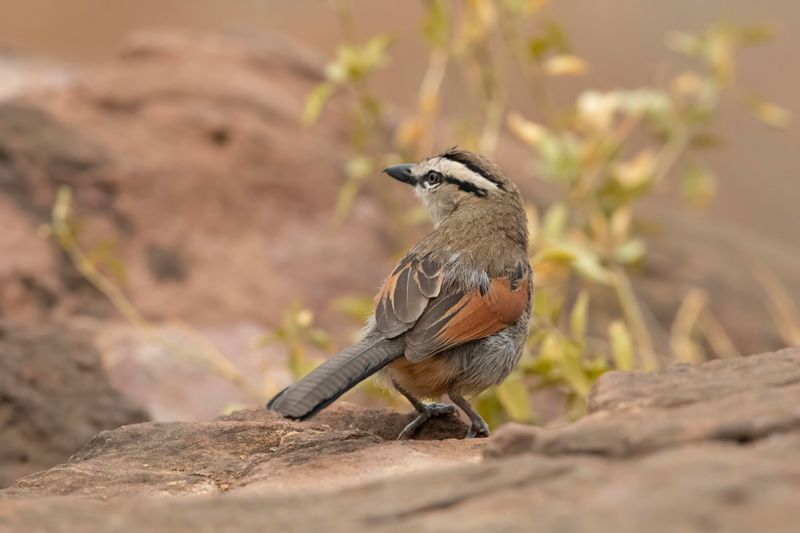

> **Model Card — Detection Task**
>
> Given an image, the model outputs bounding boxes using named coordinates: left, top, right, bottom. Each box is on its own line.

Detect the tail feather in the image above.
left=267, top=334, right=404, bottom=420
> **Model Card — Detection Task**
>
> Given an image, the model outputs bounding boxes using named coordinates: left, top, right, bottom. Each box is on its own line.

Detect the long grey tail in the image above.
left=266, top=333, right=405, bottom=420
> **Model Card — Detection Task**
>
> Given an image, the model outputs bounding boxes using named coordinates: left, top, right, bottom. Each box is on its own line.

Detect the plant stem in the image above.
left=611, top=266, right=660, bottom=370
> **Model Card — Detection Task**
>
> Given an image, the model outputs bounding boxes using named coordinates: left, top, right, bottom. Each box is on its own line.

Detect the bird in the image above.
left=267, top=147, right=532, bottom=439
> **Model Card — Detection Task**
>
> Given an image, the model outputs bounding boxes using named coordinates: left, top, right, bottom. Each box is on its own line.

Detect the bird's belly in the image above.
left=384, top=324, right=526, bottom=400
left=386, top=356, right=459, bottom=399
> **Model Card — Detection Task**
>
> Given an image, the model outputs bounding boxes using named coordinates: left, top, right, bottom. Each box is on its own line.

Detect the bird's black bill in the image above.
left=383, top=164, right=416, bottom=185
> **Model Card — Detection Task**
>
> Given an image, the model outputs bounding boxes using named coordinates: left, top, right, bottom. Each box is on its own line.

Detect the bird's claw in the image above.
left=465, top=420, right=490, bottom=439
left=397, top=402, right=456, bottom=440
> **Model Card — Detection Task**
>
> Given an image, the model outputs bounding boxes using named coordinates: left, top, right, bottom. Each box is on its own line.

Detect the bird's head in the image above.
left=384, top=147, right=522, bottom=227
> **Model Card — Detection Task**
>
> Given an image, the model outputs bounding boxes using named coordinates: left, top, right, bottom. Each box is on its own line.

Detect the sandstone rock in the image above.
left=0, top=46, right=73, bottom=101
left=587, top=347, right=800, bottom=413
left=0, top=321, right=148, bottom=488
left=484, top=348, right=800, bottom=458
left=2, top=348, right=799, bottom=532
left=5, top=403, right=474, bottom=499
left=1, top=30, right=398, bottom=334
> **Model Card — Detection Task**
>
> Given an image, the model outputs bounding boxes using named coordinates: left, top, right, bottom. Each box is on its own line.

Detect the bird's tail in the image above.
left=266, top=333, right=405, bottom=420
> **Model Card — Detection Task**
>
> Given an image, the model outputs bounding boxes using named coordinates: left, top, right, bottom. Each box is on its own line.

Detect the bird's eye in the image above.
left=425, top=171, right=443, bottom=187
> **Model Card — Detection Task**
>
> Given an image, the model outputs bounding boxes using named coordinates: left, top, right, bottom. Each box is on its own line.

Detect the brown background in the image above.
left=1, top=0, right=797, bottom=251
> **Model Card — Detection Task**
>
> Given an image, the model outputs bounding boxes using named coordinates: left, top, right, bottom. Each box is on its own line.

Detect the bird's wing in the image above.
left=376, top=254, right=530, bottom=362
left=375, top=253, right=444, bottom=337
left=404, top=264, right=530, bottom=362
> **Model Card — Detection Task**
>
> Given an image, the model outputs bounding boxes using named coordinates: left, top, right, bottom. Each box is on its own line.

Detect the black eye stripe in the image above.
left=443, top=176, right=487, bottom=197
left=421, top=170, right=487, bottom=197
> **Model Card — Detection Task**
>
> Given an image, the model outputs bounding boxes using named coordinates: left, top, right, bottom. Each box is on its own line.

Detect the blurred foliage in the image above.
left=258, top=301, right=332, bottom=379
left=302, top=0, right=790, bottom=426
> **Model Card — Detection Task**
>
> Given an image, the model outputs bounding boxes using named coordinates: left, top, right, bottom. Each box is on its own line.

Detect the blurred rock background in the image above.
left=1, top=0, right=797, bottom=246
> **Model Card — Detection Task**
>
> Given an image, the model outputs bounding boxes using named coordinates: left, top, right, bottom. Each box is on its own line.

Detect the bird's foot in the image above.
left=465, top=419, right=490, bottom=439
left=425, top=402, right=456, bottom=417
left=397, top=402, right=456, bottom=440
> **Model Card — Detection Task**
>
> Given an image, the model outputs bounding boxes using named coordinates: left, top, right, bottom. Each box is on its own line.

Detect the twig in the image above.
left=752, top=263, right=800, bottom=346
left=611, top=266, right=660, bottom=370
left=669, top=288, right=707, bottom=363
left=699, top=308, right=742, bottom=358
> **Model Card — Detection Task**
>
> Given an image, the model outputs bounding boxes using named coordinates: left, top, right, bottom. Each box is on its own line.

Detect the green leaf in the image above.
left=609, top=320, right=634, bottom=370
left=572, top=249, right=611, bottom=285
left=303, top=82, right=336, bottom=125
left=680, top=164, right=717, bottom=210
left=535, top=240, right=611, bottom=285
left=53, top=186, right=73, bottom=225
left=543, top=54, right=587, bottom=76
left=308, top=329, right=332, bottom=350
left=537, top=332, right=562, bottom=363
left=528, top=23, right=570, bottom=61
left=542, top=203, right=568, bottom=240
left=422, top=0, right=448, bottom=49
left=496, top=372, right=534, bottom=422
left=558, top=342, right=592, bottom=397
left=535, top=245, right=576, bottom=263
left=583, top=357, right=610, bottom=381
left=613, top=238, right=647, bottom=265
left=256, top=332, right=278, bottom=347
left=537, top=133, right=582, bottom=183
left=737, top=24, right=774, bottom=46
left=533, top=289, right=561, bottom=323
left=335, top=157, right=373, bottom=221
left=331, top=296, right=375, bottom=322
left=335, top=179, right=363, bottom=221
left=689, top=132, right=725, bottom=150
left=569, top=290, right=589, bottom=340
left=666, top=31, right=703, bottom=57
left=359, top=34, right=393, bottom=76
left=475, top=390, right=507, bottom=430
left=746, top=94, right=791, bottom=129
left=614, top=89, right=672, bottom=119
left=501, top=0, right=544, bottom=15
left=400, top=206, right=431, bottom=226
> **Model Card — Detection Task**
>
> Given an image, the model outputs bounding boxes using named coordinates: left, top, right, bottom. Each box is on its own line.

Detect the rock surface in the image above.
left=2, top=348, right=799, bottom=532
left=0, top=321, right=148, bottom=488
left=4, top=402, right=475, bottom=499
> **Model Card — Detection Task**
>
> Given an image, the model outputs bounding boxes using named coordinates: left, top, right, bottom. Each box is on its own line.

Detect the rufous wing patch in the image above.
left=485, top=276, right=530, bottom=324
left=405, top=268, right=530, bottom=362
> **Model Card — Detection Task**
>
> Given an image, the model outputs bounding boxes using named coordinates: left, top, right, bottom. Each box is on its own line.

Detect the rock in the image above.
left=0, top=46, right=73, bottom=101
left=0, top=321, right=148, bottom=488
left=4, top=403, right=474, bottom=499
left=587, top=347, right=800, bottom=413
left=484, top=348, right=800, bottom=458
left=2, top=348, right=799, bottom=532
left=94, top=321, right=281, bottom=422
left=1, top=30, right=398, bottom=334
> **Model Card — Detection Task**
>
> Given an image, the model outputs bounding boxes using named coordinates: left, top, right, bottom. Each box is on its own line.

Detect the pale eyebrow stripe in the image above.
left=442, top=151, right=506, bottom=190
left=430, top=159, right=499, bottom=192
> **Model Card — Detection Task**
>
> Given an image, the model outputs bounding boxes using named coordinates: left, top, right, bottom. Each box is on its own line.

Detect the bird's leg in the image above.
left=392, top=380, right=454, bottom=440
left=449, top=391, right=490, bottom=439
